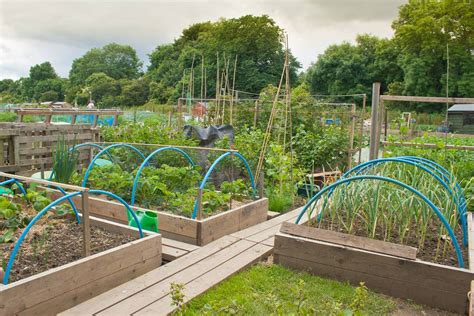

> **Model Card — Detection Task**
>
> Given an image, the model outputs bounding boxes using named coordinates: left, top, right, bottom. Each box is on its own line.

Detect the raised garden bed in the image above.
left=274, top=221, right=474, bottom=314
left=0, top=215, right=162, bottom=315
left=48, top=188, right=268, bottom=245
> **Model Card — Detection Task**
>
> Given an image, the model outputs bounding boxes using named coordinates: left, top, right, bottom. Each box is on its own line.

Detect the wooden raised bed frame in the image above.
left=0, top=216, right=162, bottom=316
left=274, top=221, right=474, bottom=314
left=48, top=189, right=268, bottom=246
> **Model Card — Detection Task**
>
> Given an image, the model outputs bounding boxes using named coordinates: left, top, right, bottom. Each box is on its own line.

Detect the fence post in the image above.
left=369, top=83, right=381, bottom=160
left=196, top=188, right=203, bottom=220
left=82, top=190, right=91, bottom=257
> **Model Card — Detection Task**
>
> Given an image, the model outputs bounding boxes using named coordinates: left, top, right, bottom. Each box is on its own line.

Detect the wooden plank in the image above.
left=470, top=280, right=474, bottom=316
left=274, top=233, right=473, bottom=313
left=280, top=222, right=417, bottom=260
left=162, top=238, right=200, bottom=253
left=0, top=234, right=161, bottom=316
left=20, top=254, right=160, bottom=316
left=136, top=242, right=273, bottom=315
left=97, top=239, right=256, bottom=315
left=162, top=245, right=188, bottom=262
left=469, top=212, right=474, bottom=272
left=18, top=133, right=93, bottom=143
left=380, top=95, right=474, bottom=104
left=82, top=190, right=91, bottom=257
left=267, top=211, right=280, bottom=219
left=0, top=172, right=86, bottom=191
left=199, top=206, right=240, bottom=246
left=238, top=198, right=268, bottom=230
left=230, top=206, right=303, bottom=240
left=14, top=109, right=123, bottom=116
left=60, top=236, right=239, bottom=315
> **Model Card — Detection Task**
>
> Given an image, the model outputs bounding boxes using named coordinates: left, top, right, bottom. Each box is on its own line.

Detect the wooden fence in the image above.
left=0, top=123, right=99, bottom=175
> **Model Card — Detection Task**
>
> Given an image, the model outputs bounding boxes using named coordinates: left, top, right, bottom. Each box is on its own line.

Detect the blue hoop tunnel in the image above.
left=295, top=175, right=465, bottom=268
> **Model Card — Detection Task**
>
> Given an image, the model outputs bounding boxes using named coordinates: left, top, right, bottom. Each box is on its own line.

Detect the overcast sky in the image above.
left=0, top=0, right=406, bottom=79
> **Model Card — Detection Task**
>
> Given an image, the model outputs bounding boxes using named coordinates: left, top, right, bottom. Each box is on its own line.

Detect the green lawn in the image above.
left=182, top=264, right=398, bottom=315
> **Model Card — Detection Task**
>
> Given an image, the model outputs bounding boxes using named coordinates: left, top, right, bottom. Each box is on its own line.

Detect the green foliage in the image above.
left=79, top=163, right=234, bottom=218
left=306, top=1, right=473, bottom=110
left=69, top=43, right=143, bottom=86
left=392, top=0, right=474, bottom=101
left=293, top=123, right=349, bottom=171
left=170, top=282, right=186, bottom=314
left=185, top=264, right=397, bottom=315
left=29, top=62, right=57, bottom=82
left=221, top=179, right=250, bottom=201
left=100, top=118, right=198, bottom=148
left=147, top=15, right=300, bottom=102
left=0, top=112, right=17, bottom=122
left=52, top=135, right=79, bottom=184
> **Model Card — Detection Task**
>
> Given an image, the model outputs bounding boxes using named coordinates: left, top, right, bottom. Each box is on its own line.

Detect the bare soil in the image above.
left=1, top=218, right=136, bottom=283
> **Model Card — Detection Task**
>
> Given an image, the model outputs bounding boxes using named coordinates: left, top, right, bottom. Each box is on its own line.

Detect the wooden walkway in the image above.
left=61, top=207, right=303, bottom=315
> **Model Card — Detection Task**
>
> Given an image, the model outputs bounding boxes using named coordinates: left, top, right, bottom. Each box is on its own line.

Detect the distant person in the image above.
left=87, top=101, right=95, bottom=109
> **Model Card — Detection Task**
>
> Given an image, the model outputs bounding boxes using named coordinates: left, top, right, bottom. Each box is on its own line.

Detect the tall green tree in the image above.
left=29, top=62, right=57, bottom=82
left=147, top=15, right=300, bottom=103
left=306, top=35, right=403, bottom=97
left=392, top=0, right=474, bottom=99
left=69, top=43, right=143, bottom=86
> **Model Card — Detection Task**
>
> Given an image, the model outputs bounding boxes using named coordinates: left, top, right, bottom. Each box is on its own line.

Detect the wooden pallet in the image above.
left=60, top=207, right=304, bottom=315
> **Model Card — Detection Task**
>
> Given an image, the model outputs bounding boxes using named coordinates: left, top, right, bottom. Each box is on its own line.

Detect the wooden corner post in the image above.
left=369, top=83, right=381, bottom=160
left=81, top=190, right=91, bottom=257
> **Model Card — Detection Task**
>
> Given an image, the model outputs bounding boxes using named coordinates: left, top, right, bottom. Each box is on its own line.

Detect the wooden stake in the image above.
left=357, top=94, right=367, bottom=164
left=201, top=55, right=204, bottom=102
left=230, top=55, right=238, bottom=125
left=82, top=190, right=91, bottom=257
left=196, top=188, right=203, bottom=220
left=369, top=82, right=381, bottom=160
left=348, top=103, right=356, bottom=169
left=255, top=62, right=287, bottom=181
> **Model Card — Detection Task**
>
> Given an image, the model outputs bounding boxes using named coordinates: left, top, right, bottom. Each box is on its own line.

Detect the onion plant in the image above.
left=312, top=162, right=463, bottom=263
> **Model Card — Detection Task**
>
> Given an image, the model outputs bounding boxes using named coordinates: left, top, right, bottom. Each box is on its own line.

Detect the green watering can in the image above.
left=128, top=209, right=159, bottom=233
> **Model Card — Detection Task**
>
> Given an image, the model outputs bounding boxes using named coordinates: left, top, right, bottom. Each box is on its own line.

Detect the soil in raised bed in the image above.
left=312, top=214, right=468, bottom=268
left=1, top=218, right=136, bottom=283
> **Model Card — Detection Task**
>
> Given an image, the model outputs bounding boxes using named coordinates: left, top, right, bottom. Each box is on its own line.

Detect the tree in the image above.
left=147, top=15, right=300, bottom=102
left=392, top=0, right=474, bottom=99
left=305, top=35, right=403, bottom=97
left=29, top=62, right=57, bottom=82
left=70, top=43, right=143, bottom=85
left=33, top=78, right=66, bottom=101
left=118, top=78, right=150, bottom=106
left=85, top=72, right=119, bottom=106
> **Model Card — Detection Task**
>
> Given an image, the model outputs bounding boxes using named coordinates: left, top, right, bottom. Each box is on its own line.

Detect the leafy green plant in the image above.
left=52, top=135, right=79, bottom=183
left=221, top=179, right=251, bottom=201
left=170, top=282, right=186, bottom=314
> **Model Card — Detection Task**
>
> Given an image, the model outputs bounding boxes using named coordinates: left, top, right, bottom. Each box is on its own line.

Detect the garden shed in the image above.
left=448, top=104, right=474, bottom=134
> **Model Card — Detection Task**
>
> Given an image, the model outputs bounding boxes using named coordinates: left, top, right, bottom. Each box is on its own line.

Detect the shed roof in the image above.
left=448, top=104, right=474, bottom=112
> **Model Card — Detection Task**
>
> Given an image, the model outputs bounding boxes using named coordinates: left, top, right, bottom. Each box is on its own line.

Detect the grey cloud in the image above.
left=0, top=0, right=405, bottom=78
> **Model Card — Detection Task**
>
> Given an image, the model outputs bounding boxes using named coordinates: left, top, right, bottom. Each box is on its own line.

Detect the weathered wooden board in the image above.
left=135, top=242, right=272, bottom=315
left=60, top=236, right=239, bottom=315
left=469, top=212, right=474, bottom=272
left=274, top=232, right=473, bottom=313
left=0, top=219, right=161, bottom=316
left=280, top=222, right=417, bottom=260
left=0, top=122, right=99, bottom=175
left=48, top=188, right=268, bottom=246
